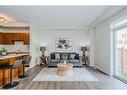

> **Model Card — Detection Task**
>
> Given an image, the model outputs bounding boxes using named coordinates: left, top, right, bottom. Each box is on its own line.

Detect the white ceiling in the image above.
left=0, top=6, right=109, bottom=27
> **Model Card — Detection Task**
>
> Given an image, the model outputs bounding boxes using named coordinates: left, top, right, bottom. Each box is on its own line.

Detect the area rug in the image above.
left=33, top=68, right=99, bottom=81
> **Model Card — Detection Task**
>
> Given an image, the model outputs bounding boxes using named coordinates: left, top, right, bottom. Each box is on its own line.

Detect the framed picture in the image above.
left=55, top=38, right=73, bottom=51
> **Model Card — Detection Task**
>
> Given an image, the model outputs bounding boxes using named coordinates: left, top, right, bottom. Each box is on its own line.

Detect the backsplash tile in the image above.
left=0, top=45, right=29, bottom=52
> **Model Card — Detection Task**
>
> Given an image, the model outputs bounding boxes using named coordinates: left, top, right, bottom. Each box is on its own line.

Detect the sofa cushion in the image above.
left=51, top=59, right=60, bottom=63
left=69, top=53, right=76, bottom=59
left=55, top=53, right=60, bottom=59
left=69, top=59, right=79, bottom=63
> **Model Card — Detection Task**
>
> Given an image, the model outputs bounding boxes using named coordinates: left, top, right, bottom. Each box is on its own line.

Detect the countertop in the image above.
left=0, top=53, right=29, bottom=60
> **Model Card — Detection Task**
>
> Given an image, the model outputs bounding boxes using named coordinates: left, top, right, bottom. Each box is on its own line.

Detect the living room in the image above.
left=0, top=5, right=127, bottom=90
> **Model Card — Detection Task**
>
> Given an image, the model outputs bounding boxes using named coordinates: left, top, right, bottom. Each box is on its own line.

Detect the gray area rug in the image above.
left=33, top=68, right=99, bottom=81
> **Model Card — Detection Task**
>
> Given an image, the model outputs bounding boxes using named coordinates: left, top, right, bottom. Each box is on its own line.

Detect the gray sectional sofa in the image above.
left=47, top=52, right=82, bottom=67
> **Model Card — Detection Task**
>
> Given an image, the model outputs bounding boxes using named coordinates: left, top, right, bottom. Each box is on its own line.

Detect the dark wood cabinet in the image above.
left=3, top=33, right=9, bottom=44
left=0, top=32, right=3, bottom=44
left=0, top=32, right=30, bottom=45
left=15, top=33, right=23, bottom=41
left=24, top=33, right=30, bottom=44
left=8, top=33, right=14, bottom=44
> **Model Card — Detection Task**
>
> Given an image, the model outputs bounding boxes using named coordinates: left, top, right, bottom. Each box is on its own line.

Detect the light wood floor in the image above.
left=2, top=65, right=127, bottom=89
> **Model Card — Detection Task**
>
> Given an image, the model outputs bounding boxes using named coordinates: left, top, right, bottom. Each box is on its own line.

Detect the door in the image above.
left=114, top=26, right=127, bottom=82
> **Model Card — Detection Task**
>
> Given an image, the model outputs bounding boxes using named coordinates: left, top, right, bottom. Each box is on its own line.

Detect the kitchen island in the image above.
left=0, top=53, right=29, bottom=87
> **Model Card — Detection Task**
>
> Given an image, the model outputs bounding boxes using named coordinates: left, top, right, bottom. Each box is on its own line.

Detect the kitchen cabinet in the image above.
left=14, top=33, right=24, bottom=41
left=8, top=33, right=14, bottom=44
left=0, top=33, right=30, bottom=45
left=3, top=33, right=9, bottom=44
left=0, top=32, right=3, bottom=44
left=24, top=33, right=30, bottom=44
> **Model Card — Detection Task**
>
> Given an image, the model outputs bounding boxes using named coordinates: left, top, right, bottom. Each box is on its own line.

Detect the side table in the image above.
left=40, top=56, right=48, bottom=67
left=82, top=56, right=88, bottom=65
left=57, top=63, right=73, bottom=76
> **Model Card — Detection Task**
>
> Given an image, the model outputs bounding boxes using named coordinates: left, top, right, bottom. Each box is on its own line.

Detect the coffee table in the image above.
left=56, top=63, right=73, bottom=76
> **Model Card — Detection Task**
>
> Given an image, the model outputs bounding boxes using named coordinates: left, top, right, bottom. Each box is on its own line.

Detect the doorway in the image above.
left=113, top=19, right=127, bottom=82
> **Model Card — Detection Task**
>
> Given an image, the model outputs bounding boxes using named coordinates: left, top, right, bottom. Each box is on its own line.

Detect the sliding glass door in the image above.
left=114, top=26, right=127, bottom=82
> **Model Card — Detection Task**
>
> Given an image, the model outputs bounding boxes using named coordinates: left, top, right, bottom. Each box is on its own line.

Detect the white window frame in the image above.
left=111, top=16, right=127, bottom=83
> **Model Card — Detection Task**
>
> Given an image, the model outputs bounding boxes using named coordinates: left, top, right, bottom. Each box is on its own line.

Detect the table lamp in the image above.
left=81, top=47, right=87, bottom=56
left=40, top=47, right=46, bottom=56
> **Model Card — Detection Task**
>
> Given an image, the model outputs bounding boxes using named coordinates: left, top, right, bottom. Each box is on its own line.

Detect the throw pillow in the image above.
left=74, top=54, right=79, bottom=59
left=69, top=53, right=76, bottom=59
left=55, top=53, right=60, bottom=59
left=51, top=53, right=55, bottom=59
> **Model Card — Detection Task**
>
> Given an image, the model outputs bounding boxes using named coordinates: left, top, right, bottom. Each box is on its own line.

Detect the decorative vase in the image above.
left=64, top=60, right=66, bottom=65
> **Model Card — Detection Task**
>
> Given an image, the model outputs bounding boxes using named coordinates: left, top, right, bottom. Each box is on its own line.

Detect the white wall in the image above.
left=30, top=26, right=89, bottom=68
left=93, top=8, right=127, bottom=75
left=89, top=28, right=96, bottom=67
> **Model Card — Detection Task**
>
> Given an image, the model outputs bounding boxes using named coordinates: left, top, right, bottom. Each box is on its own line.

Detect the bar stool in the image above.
left=1, top=59, right=22, bottom=89
left=19, top=56, right=31, bottom=78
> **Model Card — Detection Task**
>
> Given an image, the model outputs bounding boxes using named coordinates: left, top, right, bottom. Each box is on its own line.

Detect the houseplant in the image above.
left=61, top=54, right=68, bottom=65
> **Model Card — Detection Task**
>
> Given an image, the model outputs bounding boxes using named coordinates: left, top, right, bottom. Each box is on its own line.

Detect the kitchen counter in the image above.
left=7, top=52, right=30, bottom=54
left=0, top=53, right=29, bottom=60
left=0, top=53, right=29, bottom=87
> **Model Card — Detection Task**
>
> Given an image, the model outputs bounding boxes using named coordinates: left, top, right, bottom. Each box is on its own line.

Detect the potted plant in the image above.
left=1, top=47, right=7, bottom=56
left=62, top=54, right=68, bottom=65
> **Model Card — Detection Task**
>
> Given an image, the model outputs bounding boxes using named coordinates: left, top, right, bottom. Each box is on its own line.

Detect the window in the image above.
left=112, top=17, right=127, bottom=83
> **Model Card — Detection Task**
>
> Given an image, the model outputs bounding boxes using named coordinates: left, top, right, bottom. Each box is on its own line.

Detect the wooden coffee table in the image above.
left=56, top=63, right=73, bottom=76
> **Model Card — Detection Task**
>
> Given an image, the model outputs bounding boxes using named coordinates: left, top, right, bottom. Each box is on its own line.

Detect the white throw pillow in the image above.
left=69, top=54, right=76, bottom=59
left=55, top=53, right=60, bottom=59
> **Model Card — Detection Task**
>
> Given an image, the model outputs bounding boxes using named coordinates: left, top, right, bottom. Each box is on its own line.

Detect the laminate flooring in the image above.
left=1, top=65, right=127, bottom=89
